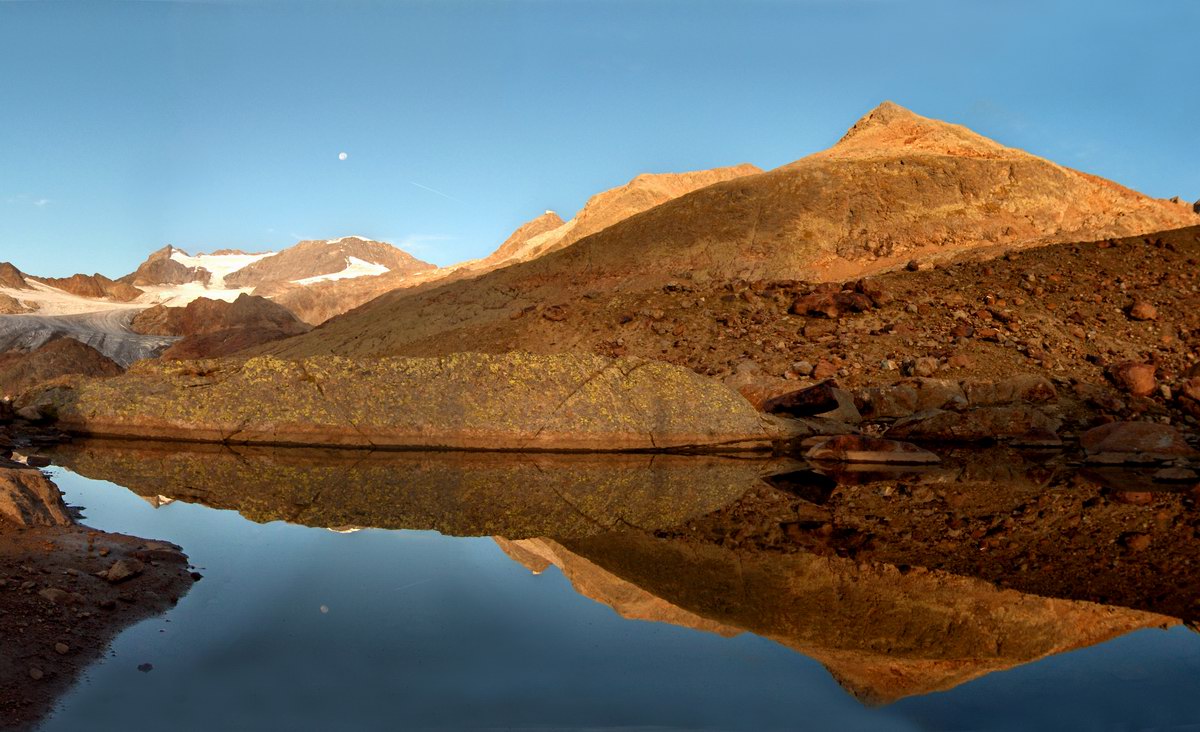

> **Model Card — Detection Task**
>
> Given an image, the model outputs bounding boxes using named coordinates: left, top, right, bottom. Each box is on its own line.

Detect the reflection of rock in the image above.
left=0, top=467, right=195, bottom=730
left=494, top=538, right=741, bottom=637
left=25, top=353, right=781, bottom=451
left=510, top=532, right=1173, bottom=705
left=49, top=440, right=782, bottom=539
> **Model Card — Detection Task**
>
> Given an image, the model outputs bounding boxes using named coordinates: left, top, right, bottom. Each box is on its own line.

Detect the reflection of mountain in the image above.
left=506, top=532, right=1174, bottom=705
left=49, top=440, right=781, bottom=539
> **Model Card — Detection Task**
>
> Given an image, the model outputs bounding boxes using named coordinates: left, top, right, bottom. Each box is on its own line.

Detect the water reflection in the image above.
left=36, top=440, right=1200, bottom=722
left=49, top=439, right=784, bottom=539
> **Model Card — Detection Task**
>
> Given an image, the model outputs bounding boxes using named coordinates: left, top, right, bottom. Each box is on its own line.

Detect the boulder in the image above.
left=962, top=375, right=1057, bottom=406
left=886, top=406, right=1062, bottom=443
left=763, top=380, right=861, bottom=423
left=1080, top=422, right=1193, bottom=464
left=21, top=353, right=784, bottom=452
left=0, top=467, right=71, bottom=528
left=1108, top=363, right=1157, bottom=398
left=805, top=435, right=940, bottom=464
left=857, top=384, right=919, bottom=420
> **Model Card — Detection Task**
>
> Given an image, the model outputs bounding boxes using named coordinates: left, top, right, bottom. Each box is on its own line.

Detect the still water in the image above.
left=33, top=443, right=1200, bottom=731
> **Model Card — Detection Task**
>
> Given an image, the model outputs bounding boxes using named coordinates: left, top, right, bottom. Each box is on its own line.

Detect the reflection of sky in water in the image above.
left=38, top=468, right=1200, bottom=732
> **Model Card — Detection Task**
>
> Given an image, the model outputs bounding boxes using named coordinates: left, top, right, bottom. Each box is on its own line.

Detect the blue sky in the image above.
left=2, top=0, right=1197, bottom=277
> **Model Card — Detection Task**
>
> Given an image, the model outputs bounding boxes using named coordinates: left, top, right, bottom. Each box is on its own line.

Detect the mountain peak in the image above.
left=821, top=101, right=1016, bottom=161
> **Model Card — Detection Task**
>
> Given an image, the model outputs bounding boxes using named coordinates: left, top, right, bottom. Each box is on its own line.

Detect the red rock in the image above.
left=1127, top=302, right=1158, bottom=321
left=963, top=375, right=1057, bottom=406
left=812, top=360, right=839, bottom=380
left=1108, top=363, right=1157, bottom=397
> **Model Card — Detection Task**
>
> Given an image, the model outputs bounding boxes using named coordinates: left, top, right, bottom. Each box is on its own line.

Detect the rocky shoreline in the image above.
left=0, top=461, right=196, bottom=730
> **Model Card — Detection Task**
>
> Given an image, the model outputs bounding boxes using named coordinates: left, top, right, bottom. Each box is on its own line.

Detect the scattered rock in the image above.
left=29, top=667, right=44, bottom=681
left=137, top=663, right=154, bottom=673
left=103, top=559, right=146, bottom=584
left=54, top=642, right=70, bottom=655
left=1127, top=302, right=1158, bottom=321
left=805, top=435, right=940, bottom=464
left=1108, top=363, right=1157, bottom=398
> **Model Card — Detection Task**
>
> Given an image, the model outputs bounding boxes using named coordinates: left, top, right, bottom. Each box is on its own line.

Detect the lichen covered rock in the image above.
left=23, top=353, right=782, bottom=451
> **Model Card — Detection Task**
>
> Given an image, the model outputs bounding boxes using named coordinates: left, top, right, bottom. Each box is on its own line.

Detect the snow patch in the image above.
left=169, top=250, right=272, bottom=288
left=292, top=256, right=390, bottom=285
left=0, top=281, right=146, bottom=316
left=324, top=235, right=373, bottom=246
left=137, top=282, right=258, bottom=307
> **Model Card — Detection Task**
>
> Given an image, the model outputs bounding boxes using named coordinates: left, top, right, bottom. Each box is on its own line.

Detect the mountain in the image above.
left=130, top=293, right=311, bottom=359
left=0, top=263, right=30, bottom=291
left=32, top=273, right=142, bottom=302
left=260, top=102, right=1199, bottom=360
left=223, top=236, right=434, bottom=289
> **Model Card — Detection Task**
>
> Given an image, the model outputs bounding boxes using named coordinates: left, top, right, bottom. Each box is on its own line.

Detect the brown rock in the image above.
left=0, top=262, right=30, bottom=290
left=886, top=406, right=1061, bottom=443
left=812, top=360, right=839, bottom=380
left=1127, top=302, right=1158, bottom=321
left=963, top=375, right=1057, bottom=406
left=1108, top=363, right=1157, bottom=398
left=34, top=273, right=142, bottom=302
left=857, top=384, right=919, bottom=420
left=1080, top=422, right=1193, bottom=461
left=762, top=380, right=842, bottom=417
left=0, top=467, right=73, bottom=528
left=805, top=435, right=939, bottom=464
left=103, top=559, right=146, bottom=584
left=0, top=337, right=124, bottom=399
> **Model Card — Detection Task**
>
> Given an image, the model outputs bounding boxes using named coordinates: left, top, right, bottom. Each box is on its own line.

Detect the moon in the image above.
left=338, top=152, right=348, bottom=161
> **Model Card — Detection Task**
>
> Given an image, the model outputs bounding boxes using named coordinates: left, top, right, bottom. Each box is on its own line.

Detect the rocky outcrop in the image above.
left=130, top=294, right=310, bottom=358
left=132, top=294, right=308, bottom=337
left=31, top=273, right=142, bottom=302
left=22, top=353, right=785, bottom=451
left=0, top=337, right=123, bottom=399
left=0, top=466, right=71, bottom=528
left=472, top=211, right=567, bottom=271
left=120, top=245, right=210, bottom=286
left=805, top=435, right=940, bottom=464
left=0, top=263, right=30, bottom=290
left=0, top=293, right=34, bottom=315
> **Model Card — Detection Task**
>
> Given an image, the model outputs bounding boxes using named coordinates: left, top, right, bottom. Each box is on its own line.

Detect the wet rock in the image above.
left=886, top=406, right=1061, bottom=443
left=962, top=375, right=1057, bottom=406
left=1081, top=422, right=1193, bottom=463
left=1108, top=362, right=1157, bottom=398
left=805, top=435, right=940, bottom=465
left=1127, top=302, right=1158, bottom=321
left=103, top=559, right=145, bottom=584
